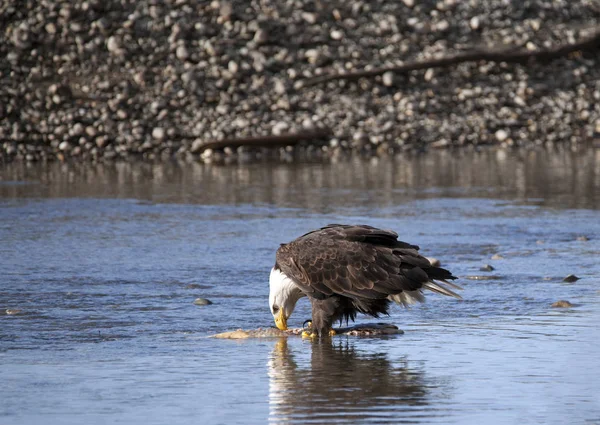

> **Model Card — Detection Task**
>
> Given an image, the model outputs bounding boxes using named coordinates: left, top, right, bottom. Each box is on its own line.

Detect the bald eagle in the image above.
left=269, top=224, right=461, bottom=337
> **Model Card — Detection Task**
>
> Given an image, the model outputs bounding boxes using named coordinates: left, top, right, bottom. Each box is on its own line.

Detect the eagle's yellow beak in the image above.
left=274, top=309, right=288, bottom=330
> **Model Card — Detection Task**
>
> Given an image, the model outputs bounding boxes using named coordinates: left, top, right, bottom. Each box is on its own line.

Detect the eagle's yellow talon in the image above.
left=302, top=331, right=316, bottom=338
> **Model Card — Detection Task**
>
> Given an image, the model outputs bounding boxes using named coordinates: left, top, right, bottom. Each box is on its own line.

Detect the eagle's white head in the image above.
left=269, top=267, right=305, bottom=330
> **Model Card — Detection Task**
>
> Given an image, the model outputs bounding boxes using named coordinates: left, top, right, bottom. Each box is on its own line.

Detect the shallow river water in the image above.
left=1, top=149, right=600, bottom=424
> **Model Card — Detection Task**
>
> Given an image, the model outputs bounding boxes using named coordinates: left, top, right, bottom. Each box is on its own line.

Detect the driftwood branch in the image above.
left=191, top=128, right=331, bottom=153
left=301, top=29, right=600, bottom=87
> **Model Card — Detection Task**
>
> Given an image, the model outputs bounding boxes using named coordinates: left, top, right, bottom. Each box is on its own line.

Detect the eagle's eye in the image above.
left=272, top=305, right=280, bottom=315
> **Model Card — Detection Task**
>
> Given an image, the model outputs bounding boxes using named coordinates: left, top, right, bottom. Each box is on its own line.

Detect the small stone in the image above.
left=529, top=19, right=541, bottom=31
left=427, top=257, right=441, bottom=267
left=352, top=131, right=369, bottom=147
left=424, top=68, right=434, bottom=82
left=106, top=36, right=122, bottom=55
left=272, top=122, right=289, bottom=136
left=85, top=126, right=98, bottom=138
left=526, top=42, right=537, bottom=51
left=253, top=29, right=268, bottom=44
left=70, top=123, right=84, bottom=137
left=5, top=144, right=17, bottom=155
left=480, top=264, right=495, bottom=272
left=402, top=0, right=415, bottom=7
left=273, top=79, right=286, bottom=95
left=58, top=141, right=71, bottom=151
left=152, top=127, right=166, bottom=140
left=219, top=2, right=232, bottom=21
left=45, top=23, right=57, bottom=35
left=305, top=49, right=320, bottom=64
left=563, top=274, right=579, bottom=283
left=11, top=23, right=31, bottom=50
left=190, top=139, right=205, bottom=153
left=193, top=298, right=213, bottom=306
left=491, top=254, right=504, bottom=260
left=176, top=45, right=189, bottom=61
left=495, top=130, right=509, bottom=142
left=436, top=20, right=449, bottom=32
left=469, top=16, right=480, bottom=30
left=576, top=236, right=589, bottom=241
left=95, top=136, right=107, bottom=148
left=228, top=60, right=239, bottom=74
left=382, top=71, right=395, bottom=87
left=551, top=300, right=573, bottom=308
left=514, top=95, right=526, bottom=107
left=330, top=29, right=343, bottom=40
left=5, top=309, right=22, bottom=315
left=302, top=12, right=317, bottom=24
left=430, top=139, right=450, bottom=149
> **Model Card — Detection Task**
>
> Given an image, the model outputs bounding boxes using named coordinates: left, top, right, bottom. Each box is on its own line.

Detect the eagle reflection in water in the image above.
left=268, top=338, right=431, bottom=424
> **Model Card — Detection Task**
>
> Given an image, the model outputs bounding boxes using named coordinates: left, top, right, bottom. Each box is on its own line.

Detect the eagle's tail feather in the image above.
left=388, top=290, right=425, bottom=307
left=438, top=279, right=463, bottom=290
left=423, top=280, right=463, bottom=299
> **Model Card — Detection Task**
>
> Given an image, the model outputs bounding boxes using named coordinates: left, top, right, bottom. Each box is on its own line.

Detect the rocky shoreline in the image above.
left=2, top=0, right=600, bottom=163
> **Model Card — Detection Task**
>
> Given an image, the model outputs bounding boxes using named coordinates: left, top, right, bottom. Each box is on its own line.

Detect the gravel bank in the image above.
left=2, top=0, right=600, bottom=162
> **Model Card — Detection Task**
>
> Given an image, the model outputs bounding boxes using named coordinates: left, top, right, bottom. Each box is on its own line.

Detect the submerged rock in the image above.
left=480, top=264, right=495, bottom=272
left=193, top=298, right=213, bottom=306
left=5, top=308, right=22, bottom=315
left=563, top=274, right=580, bottom=283
left=551, top=300, right=574, bottom=308
left=464, top=275, right=502, bottom=280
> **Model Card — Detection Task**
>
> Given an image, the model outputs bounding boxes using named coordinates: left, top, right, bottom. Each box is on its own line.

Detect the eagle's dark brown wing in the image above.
left=275, top=224, right=459, bottom=300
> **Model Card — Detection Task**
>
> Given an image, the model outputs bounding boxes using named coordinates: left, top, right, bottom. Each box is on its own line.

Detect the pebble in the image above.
left=176, top=45, right=189, bottom=61
left=495, top=130, right=509, bottom=142
left=152, top=127, right=166, bottom=141
left=253, top=29, right=268, bottom=45
left=5, top=309, right=22, bottom=315
left=193, top=298, right=213, bottom=306
left=330, top=30, right=344, bottom=40
left=491, top=254, right=504, bottom=260
left=219, top=2, right=232, bottom=22
left=424, top=69, right=434, bottom=82
left=273, top=79, right=286, bottom=95
left=305, top=49, right=320, bottom=64
left=576, top=235, right=589, bottom=241
left=228, top=60, right=239, bottom=74
left=480, top=264, right=495, bottom=272
left=272, top=122, right=289, bottom=136
left=551, top=300, right=573, bottom=308
left=106, top=36, right=122, bottom=55
left=302, top=12, right=317, bottom=24
left=469, top=16, right=480, bottom=30
left=382, top=71, right=395, bottom=87
left=436, top=20, right=450, bottom=32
